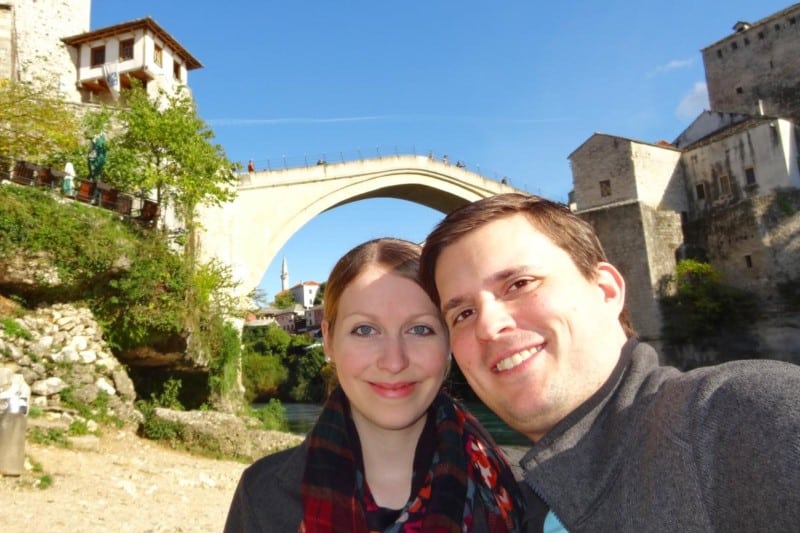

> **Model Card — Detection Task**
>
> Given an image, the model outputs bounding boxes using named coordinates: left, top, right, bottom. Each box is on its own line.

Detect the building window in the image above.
left=153, top=45, right=163, bottom=67
left=790, top=16, right=796, bottom=25
left=173, top=61, right=181, bottom=81
left=736, top=86, right=743, bottom=94
left=91, top=45, right=105, bottom=67
left=745, top=167, right=756, bottom=185
left=731, top=41, right=738, bottom=50
left=758, top=31, right=765, bottom=39
left=695, top=183, right=706, bottom=200
left=719, top=175, right=731, bottom=196
left=774, top=23, right=781, bottom=31
left=745, top=255, right=753, bottom=268
left=120, top=39, right=134, bottom=61
left=717, top=49, right=723, bottom=58
left=744, top=37, right=750, bottom=46
left=599, top=180, right=612, bottom=197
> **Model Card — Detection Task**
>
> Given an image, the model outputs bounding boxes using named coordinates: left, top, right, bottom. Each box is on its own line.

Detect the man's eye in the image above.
left=509, top=279, right=531, bottom=292
left=408, top=325, right=434, bottom=336
left=452, top=308, right=474, bottom=325
left=352, top=325, right=375, bottom=336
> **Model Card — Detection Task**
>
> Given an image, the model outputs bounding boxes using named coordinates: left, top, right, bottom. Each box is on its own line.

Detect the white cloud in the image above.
left=647, top=58, right=694, bottom=78
left=676, top=81, right=709, bottom=121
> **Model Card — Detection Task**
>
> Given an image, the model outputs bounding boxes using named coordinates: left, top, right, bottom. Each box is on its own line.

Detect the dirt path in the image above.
left=2, top=428, right=253, bottom=532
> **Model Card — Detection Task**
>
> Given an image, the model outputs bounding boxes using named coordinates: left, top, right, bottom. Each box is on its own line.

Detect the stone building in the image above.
left=569, top=4, right=800, bottom=359
left=290, top=281, right=321, bottom=310
left=702, top=3, right=800, bottom=120
left=0, top=0, right=200, bottom=103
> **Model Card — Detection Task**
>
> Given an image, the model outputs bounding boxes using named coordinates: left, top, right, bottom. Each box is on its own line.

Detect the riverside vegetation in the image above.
left=0, top=185, right=304, bottom=473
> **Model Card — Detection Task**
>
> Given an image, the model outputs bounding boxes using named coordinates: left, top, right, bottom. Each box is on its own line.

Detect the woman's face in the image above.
left=322, top=264, right=449, bottom=435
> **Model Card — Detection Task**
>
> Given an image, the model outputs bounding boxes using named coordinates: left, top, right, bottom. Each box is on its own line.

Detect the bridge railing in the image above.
left=243, top=146, right=515, bottom=186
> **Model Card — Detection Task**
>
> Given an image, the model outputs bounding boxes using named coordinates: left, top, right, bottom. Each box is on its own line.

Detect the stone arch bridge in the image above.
left=195, top=154, right=520, bottom=298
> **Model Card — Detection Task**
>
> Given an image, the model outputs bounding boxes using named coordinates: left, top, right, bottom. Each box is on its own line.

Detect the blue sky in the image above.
left=92, top=1, right=790, bottom=300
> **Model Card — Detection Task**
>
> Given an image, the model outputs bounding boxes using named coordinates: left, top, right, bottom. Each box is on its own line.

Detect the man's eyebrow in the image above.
left=441, top=295, right=466, bottom=316
left=440, top=266, right=530, bottom=315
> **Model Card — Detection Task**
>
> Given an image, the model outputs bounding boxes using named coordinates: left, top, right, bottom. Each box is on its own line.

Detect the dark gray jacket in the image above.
left=224, top=441, right=305, bottom=532
left=519, top=339, right=800, bottom=532
left=224, top=440, right=502, bottom=532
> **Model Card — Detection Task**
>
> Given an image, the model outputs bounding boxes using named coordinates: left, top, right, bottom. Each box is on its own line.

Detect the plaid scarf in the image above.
left=300, top=387, right=523, bottom=532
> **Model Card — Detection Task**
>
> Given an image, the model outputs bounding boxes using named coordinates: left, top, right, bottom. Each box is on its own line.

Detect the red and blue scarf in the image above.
left=300, top=387, right=523, bottom=532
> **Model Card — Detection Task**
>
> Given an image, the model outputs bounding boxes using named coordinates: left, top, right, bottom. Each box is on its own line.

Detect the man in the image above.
left=420, top=193, right=800, bottom=532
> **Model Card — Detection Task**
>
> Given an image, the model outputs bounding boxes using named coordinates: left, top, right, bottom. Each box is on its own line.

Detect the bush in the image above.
left=0, top=317, right=32, bottom=340
left=241, top=351, right=288, bottom=402
left=660, top=259, right=759, bottom=347
left=248, top=398, right=289, bottom=431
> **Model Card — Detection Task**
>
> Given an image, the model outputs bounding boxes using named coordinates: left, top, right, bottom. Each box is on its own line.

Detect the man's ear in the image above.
left=321, top=320, right=332, bottom=359
left=596, top=262, right=625, bottom=311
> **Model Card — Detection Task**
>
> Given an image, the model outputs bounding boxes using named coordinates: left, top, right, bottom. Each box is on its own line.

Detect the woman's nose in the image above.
left=377, top=336, right=410, bottom=373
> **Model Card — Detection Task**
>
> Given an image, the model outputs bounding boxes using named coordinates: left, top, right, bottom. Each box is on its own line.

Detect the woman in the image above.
left=225, top=238, right=524, bottom=532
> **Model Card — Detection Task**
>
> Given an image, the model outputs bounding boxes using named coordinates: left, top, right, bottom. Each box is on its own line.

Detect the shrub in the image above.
left=660, top=259, right=759, bottom=345
left=0, top=317, right=32, bottom=340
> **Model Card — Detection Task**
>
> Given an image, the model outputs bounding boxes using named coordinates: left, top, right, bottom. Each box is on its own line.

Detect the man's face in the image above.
left=434, top=214, right=625, bottom=441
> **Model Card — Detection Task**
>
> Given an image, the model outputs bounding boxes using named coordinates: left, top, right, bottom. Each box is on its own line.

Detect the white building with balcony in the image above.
left=62, top=17, right=202, bottom=104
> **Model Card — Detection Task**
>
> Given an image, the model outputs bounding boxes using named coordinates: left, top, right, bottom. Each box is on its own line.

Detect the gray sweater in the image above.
left=518, top=339, right=800, bottom=532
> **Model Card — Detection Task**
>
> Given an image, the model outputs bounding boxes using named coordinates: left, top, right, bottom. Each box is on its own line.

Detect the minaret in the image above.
left=281, top=256, right=289, bottom=291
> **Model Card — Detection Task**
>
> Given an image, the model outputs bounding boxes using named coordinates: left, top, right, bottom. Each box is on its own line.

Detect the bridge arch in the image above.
left=196, top=155, right=520, bottom=298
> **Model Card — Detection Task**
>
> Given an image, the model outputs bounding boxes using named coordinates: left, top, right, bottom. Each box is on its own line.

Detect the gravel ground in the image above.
left=1, top=427, right=261, bottom=532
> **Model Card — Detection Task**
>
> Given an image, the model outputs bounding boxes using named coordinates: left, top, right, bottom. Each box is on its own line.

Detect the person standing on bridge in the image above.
left=225, top=238, right=525, bottom=532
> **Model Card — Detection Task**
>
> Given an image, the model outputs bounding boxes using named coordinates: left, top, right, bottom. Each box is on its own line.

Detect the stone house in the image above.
left=0, top=0, right=200, bottom=102
left=569, top=4, right=800, bottom=359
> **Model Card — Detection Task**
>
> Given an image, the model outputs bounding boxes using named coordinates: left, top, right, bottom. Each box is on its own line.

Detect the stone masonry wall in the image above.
left=3, top=0, right=90, bottom=100
left=0, top=302, right=139, bottom=422
left=689, top=189, right=800, bottom=310
left=580, top=203, right=665, bottom=340
left=702, top=4, right=800, bottom=120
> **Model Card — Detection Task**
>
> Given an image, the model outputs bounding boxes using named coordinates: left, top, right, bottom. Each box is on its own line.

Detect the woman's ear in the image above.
left=321, top=320, right=332, bottom=361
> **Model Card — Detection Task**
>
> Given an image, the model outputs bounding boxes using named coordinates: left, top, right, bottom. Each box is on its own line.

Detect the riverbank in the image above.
left=2, top=427, right=260, bottom=532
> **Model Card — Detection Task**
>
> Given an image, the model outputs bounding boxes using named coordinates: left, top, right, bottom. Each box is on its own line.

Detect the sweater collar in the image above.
left=519, top=338, right=660, bottom=527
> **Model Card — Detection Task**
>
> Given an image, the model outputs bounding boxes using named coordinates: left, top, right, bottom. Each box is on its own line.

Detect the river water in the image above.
left=275, top=402, right=530, bottom=447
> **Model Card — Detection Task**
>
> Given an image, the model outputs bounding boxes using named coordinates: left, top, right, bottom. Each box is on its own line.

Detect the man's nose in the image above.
left=377, top=336, right=410, bottom=373
left=475, top=298, right=515, bottom=341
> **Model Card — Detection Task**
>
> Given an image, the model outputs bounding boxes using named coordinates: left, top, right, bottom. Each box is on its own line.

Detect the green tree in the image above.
left=660, top=259, right=759, bottom=346
left=77, top=84, right=238, bottom=230
left=0, top=78, right=81, bottom=163
left=273, top=291, right=296, bottom=309
left=243, top=323, right=291, bottom=356
left=314, top=281, right=326, bottom=305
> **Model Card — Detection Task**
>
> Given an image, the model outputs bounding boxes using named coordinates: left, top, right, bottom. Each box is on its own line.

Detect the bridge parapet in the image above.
left=198, top=154, right=522, bottom=299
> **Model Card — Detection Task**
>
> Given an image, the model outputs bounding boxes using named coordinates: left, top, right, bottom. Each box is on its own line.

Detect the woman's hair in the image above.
left=323, top=237, right=423, bottom=335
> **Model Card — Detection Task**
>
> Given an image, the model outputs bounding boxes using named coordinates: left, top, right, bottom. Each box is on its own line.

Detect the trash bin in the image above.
left=0, top=395, right=28, bottom=476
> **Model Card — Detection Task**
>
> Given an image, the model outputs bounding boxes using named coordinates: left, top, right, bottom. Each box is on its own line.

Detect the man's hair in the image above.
left=419, top=193, right=636, bottom=337
left=323, top=237, right=423, bottom=335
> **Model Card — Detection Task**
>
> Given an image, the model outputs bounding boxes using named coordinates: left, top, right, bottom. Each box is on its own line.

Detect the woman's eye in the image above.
left=352, top=325, right=375, bottom=336
left=408, top=324, right=435, bottom=336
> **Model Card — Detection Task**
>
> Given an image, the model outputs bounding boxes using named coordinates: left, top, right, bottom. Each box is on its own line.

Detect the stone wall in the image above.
left=0, top=301, right=139, bottom=422
left=580, top=202, right=665, bottom=340
left=1, top=0, right=90, bottom=100
left=687, top=189, right=800, bottom=309
left=702, top=4, right=800, bottom=120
